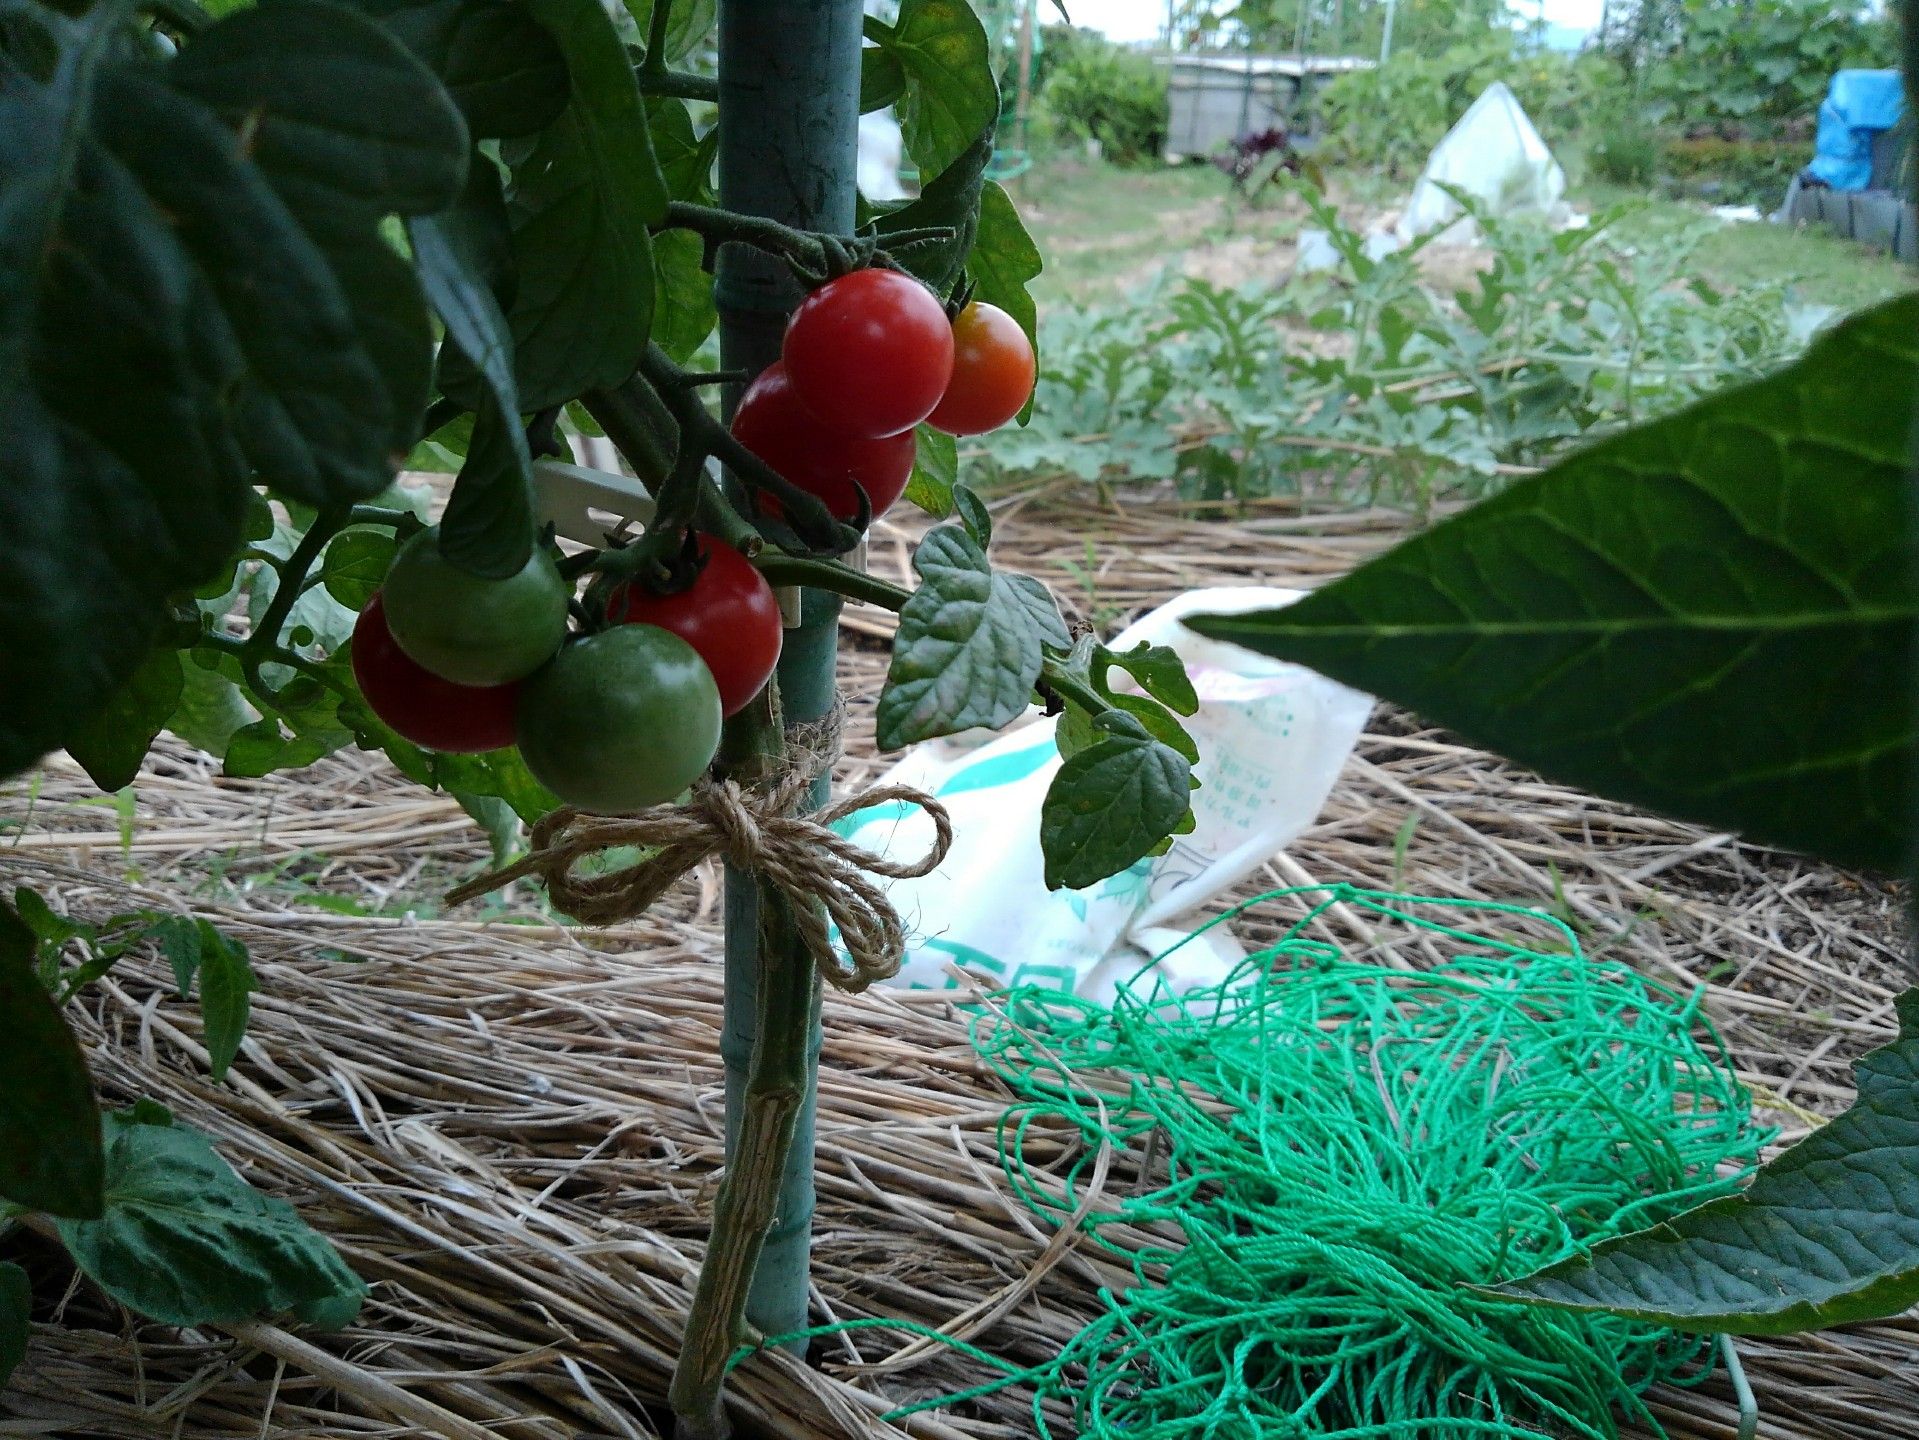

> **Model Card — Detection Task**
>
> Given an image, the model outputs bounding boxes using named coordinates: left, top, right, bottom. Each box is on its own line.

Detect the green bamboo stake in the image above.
left=668, top=4, right=860, bottom=1435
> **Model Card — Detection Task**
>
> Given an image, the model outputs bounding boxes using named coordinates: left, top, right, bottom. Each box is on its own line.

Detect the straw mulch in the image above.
left=1, top=484, right=1911, bottom=1440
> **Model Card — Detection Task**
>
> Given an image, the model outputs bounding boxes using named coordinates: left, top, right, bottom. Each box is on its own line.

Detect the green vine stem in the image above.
left=239, top=503, right=348, bottom=704
left=666, top=687, right=821, bottom=1440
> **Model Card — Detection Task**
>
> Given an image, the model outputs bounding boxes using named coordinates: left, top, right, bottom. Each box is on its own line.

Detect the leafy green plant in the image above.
left=1190, top=288, right=1919, bottom=1345
left=976, top=188, right=1804, bottom=508
left=1642, top=0, right=1896, bottom=127
left=0, top=0, right=1195, bottom=1426
left=1316, top=37, right=1604, bottom=178
left=1586, top=111, right=1660, bottom=188
left=1033, top=31, right=1168, bottom=164
left=0, top=897, right=362, bottom=1390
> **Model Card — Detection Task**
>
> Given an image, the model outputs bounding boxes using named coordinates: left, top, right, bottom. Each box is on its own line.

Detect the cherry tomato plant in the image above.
left=0, top=0, right=1196, bottom=1428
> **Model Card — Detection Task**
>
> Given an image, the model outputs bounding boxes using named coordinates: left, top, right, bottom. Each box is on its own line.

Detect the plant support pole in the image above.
left=715, top=0, right=860, bottom=1355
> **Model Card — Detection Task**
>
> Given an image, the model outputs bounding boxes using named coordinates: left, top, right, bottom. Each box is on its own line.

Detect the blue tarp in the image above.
left=1807, top=68, right=1904, bottom=191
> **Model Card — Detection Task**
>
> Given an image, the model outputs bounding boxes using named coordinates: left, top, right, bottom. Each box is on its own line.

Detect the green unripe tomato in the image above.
left=381, top=527, right=570, bottom=686
left=515, top=625, right=723, bottom=814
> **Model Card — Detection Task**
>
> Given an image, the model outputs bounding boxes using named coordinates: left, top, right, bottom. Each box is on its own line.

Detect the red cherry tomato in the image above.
left=730, top=361, right=916, bottom=521
left=607, top=535, right=784, bottom=717
left=350, top=593, right=521, bottom=753
left=781, top=269, right=954, bottom=439
left=926, top=302, right=1036, bottom=437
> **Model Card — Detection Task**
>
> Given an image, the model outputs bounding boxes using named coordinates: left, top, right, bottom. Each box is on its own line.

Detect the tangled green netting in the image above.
left=739, top=887, right=1769, bottom=1437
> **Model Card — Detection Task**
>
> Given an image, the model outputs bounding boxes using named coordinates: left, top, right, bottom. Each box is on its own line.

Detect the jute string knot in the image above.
left=445, top=710, right=950, bottom=993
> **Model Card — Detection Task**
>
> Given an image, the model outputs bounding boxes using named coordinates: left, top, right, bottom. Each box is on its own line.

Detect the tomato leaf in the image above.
left=876, top=526, right=1070, bottom=749
left=1188, top=295, right=1918, bottom=874
left=410, top=160, right=537, bottom=577
left=1498, top=988, right=1919, bottom=1333
left=196, top=923, right=257, bottom=1083
left=623, top=0, right=713, bottom=63
left=1108, top=642, right=1200, bottom=716
left=652, top=228, right=717, bottom=362
left=0, top=0, right=443, bottom=779
left=500, top=0, right=668, bottom=409
left=869, top=126, right=988, bottom=293
left=903, top=425, right=959, bottom=517
left=345, top=0, right=568, bottom=138
left=0, top=898, right=104, bottom=1219
left=55, top=1109, right=365, bottom=1328
left=63, top=648, right=185, bottom=793
left=0, top=1262, right=29, bottom=1387
left=1040, top=711, right=1193, bottom=890
left=953, top=483, right=992, bottom=547
left=860, top=41, right=905, bottom=114
left=321, top=530, right=397, bottom=613
left=166, top=0, right=470, bottom=467
left=970, top=181, right=1042, bottom=421
left=868, top=0, right=997, bottom=178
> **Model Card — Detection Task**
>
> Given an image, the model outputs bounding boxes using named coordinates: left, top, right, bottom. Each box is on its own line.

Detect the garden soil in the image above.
left=1, top=484, right=1909, bottom=1440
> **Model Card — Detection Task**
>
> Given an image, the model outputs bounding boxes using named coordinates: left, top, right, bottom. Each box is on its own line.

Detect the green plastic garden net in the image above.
left=746, top=886, right=1769, bottom=1439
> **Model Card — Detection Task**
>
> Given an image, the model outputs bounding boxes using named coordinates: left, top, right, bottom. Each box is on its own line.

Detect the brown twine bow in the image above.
left=443, top=712, right=951, bottom=993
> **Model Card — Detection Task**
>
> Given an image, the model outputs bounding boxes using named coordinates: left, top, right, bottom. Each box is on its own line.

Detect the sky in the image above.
left=1075, top=0, right=1603, bottom=47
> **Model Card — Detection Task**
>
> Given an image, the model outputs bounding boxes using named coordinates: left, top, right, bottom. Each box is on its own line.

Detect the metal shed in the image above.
left=1161, top=53, right=1374, bottom=162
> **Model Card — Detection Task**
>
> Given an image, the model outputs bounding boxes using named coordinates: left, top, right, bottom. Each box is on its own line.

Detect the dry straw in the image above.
left=0, top=486, right=1911, bottom=1440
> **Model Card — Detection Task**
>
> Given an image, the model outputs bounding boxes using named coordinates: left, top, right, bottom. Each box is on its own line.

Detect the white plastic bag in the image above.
left=839, top=588, right=1373, bottom=1002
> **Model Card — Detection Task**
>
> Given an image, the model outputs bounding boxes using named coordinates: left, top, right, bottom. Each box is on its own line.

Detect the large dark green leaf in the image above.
left=1500, top=989, right=1919, bottom=1334
left=867, top=0, right=996, bottom=178
left=1040, top=712, right=1192, bottom=890
left=409, top=158, right=535, bottom=576
left=168, top=0, right=469, bottom=461
left=0, top=0, right=472, bottom=779
left=496, top=0, right=666, bottom=409
left=62, top=647, right=184, bottom=793
left=1189, top=296, right=1919, bottom=873
left=56, top=1110, right=365, bottom=1328
left=875, top=525, right=1071, bottom=750
left=347, top=0, right=568, bottom=138
left=0, top=899, right=103, bottom=1219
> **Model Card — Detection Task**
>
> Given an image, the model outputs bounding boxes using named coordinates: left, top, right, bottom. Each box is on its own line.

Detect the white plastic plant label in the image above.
left=838, top=588, right=1373, bottom=1002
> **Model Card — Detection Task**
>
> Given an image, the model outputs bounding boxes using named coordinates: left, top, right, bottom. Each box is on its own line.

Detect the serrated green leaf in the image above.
left=196, top=923, right=256, bottom=1082
left=953, top=483, right=991, bottom=546
left=1188, top=296, right=1919, bottom=874
left=346, top=0, right=568, bottom=138
left=876, top=526, right=1069, bottom=749
left=1499, top=988, right=1919, bottom=1334
left=12, top=887, right=95, bottom=955
left=874, top=0, right=996, bottom=178
left=1108, top=692, right=1200, bottom=762
left=1107, top=641, right=1199, bottom=716
left=0, top=1261, right=29, bottom=1386
left=439, top=402, right=538, bottom=578
left=223, top=718, right=337, bottom=778
left=869, top=127, right=988, bottom=292
left=0, top=899, right=103, bottom=1219
left=62, top=647, right=184, bottom=792
left=321, top=531, right=396, bottom=612
left=150, top=914, right=204, bottom=998
left=1040, top=712, right=1193, bottom=890
left=971, top=180, right=1041, bottom=421
left=903, top=425, right=958, bottom=517
left=56, top=1111, right=365, bottom=1328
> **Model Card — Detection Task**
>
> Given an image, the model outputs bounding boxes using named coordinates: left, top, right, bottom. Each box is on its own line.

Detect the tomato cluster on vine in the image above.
left=352, top=527, right=781, bottom=813
left=732, top=269, right=1036, bottom=521
left=351, top=270, right=1034, bottom=813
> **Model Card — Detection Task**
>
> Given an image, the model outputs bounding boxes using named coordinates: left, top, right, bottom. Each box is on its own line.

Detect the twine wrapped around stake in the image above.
left=445, top=713, right=951, bottom=992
